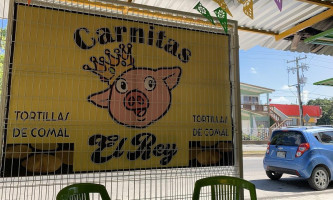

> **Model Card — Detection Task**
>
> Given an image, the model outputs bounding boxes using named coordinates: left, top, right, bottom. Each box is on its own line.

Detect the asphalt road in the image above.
left=243, top=156, right=333, bottom=200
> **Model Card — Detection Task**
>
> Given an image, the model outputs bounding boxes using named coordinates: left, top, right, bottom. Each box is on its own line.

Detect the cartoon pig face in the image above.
left=88, top=67, right=182, bottom=128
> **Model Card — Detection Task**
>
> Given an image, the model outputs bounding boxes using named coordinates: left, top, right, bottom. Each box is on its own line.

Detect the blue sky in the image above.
left=240, top=46, right=333, bottom=105
left=0, top=19, right=7, bottom=29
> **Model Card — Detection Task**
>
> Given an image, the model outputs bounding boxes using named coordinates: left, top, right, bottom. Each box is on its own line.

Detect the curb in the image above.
left=243, top=151, right=266, bottom=157
left=243, top=153, right=265, bottom=157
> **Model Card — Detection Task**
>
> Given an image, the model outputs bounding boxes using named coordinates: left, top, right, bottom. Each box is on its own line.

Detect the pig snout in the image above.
left=124, top=90, right=150, bottom=117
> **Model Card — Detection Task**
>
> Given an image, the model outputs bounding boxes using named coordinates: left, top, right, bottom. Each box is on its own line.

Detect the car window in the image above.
left=314, top=135, right=320, bottom=141
left=270, top=131, right=306, bottom=146
left=318, top=131, right=333, bottom=144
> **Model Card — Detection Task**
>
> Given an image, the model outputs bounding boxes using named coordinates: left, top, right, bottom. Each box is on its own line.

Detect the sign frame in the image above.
left=0, top=0, right=242, bottom=178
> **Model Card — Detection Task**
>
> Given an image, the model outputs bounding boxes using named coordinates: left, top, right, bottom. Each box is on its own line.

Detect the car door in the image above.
left=317, top=131, right=333, bottom=164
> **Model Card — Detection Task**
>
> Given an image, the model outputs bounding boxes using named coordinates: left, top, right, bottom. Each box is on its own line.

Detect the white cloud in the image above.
left=302, top=90, right=309, bottom=103
left=250, top=67, right=257, bottom=74
left=281, top=85, right=291, bottom=90
left=270, top=96, right=291, bottom=104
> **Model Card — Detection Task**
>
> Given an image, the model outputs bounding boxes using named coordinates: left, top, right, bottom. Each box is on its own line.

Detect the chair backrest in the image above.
left=192, top=176, right=257, bottom=200
left=56, top=183, right=111, bottom=200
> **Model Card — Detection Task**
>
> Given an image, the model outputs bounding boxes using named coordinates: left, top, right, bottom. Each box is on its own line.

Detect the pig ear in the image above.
left=87, top=88, right=111, bottom=108
left=160, top=67, right=182, bottom=90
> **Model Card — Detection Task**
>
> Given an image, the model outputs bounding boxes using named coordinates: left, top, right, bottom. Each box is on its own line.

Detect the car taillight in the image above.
left=266, top=142, right=270, bottom=154
left=295, top=143, right=310, bottom=157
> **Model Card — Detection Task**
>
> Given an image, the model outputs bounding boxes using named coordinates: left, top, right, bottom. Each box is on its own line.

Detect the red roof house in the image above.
left=270, top=104, right=322, bottom=117
left=270, top=104, right=322, bottom=127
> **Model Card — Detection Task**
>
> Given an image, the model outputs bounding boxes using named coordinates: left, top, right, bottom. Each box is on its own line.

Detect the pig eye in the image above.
left=144, top=76, right=156, bottom=91
left=115, top=78, right=128, bottom=93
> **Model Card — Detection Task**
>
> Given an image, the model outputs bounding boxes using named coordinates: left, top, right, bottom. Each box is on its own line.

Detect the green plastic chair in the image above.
left=56, top=183, right=111, bottom=200
left=192, top=176, right=257, bottom=200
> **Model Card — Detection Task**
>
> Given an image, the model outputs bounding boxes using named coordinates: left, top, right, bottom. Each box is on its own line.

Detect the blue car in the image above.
left=263, top=126, right=333, bottom=190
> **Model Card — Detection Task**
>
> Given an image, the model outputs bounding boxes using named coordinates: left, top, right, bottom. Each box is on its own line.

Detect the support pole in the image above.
left=287, top=56, right=308, bottom=126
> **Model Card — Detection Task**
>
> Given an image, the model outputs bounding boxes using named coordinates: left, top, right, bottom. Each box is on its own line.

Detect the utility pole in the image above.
left=287, top=56, right=308, bottom=126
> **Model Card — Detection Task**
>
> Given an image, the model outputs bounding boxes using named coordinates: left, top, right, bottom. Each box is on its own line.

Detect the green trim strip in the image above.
left=304, top=28, right=333, bottom=46
left=313, top=78, right=333, bottom=86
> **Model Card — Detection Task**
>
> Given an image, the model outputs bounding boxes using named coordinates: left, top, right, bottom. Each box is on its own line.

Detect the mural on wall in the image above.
left=1, top=3, right=233, bottom=177
left=84, top=43, right=182, bottom=128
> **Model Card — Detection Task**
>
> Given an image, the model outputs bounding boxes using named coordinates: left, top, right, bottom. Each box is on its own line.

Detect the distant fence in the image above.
left=242, top=128, right=271, bottom=141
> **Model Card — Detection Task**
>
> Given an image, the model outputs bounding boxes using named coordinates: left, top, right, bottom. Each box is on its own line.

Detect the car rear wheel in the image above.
left=266, top=171, right=283, bottom=180
left=308, top=166, right=329, bottom=191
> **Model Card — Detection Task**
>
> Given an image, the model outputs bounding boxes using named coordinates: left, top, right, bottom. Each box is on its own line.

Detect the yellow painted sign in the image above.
left=3, top=4, right=232, bottom=176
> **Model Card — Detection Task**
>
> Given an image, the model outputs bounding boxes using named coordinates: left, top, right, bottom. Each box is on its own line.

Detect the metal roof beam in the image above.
left=310, top=44, right=324, bottom=52
left=297, top=0, right=333, bottom=8
left=291, top=33, right=302, bottom=50
left=238, top=26, right=277, bottom=36
left=304, top=27, right=333, bottom=45
left=275, top=8, right=333, bottom=41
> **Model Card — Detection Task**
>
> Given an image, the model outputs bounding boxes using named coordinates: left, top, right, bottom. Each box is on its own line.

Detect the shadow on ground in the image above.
left=249, top=177, right=333, bottom=193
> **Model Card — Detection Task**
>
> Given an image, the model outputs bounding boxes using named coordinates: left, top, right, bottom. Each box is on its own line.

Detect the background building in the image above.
left=270, top=104, right=322, bottom=128
left=240, top=83, right=274, bottom=140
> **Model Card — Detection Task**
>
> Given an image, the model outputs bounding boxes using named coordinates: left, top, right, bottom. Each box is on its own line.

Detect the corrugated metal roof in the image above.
left=1, top=0, right=332, bottom=55
left=129, top=0, right=326, bottom=32
left=270, top=104, right=322, bottom=117
left=0, top=0, right=9, bottom=20
left=126, top=0, right=329, bottom=53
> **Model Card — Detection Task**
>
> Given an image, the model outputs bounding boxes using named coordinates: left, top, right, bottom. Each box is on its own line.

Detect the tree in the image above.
left=0, top=27, right=6, bottom=95
left=307, top=98, right=333, bottom=125
left=0, top=28, right=6, bottom=50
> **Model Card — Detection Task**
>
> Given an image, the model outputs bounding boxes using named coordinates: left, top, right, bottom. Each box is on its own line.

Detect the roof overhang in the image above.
left=240, top=83, right=275, bottom=94
left=313, top=78, right=333, bottom=86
